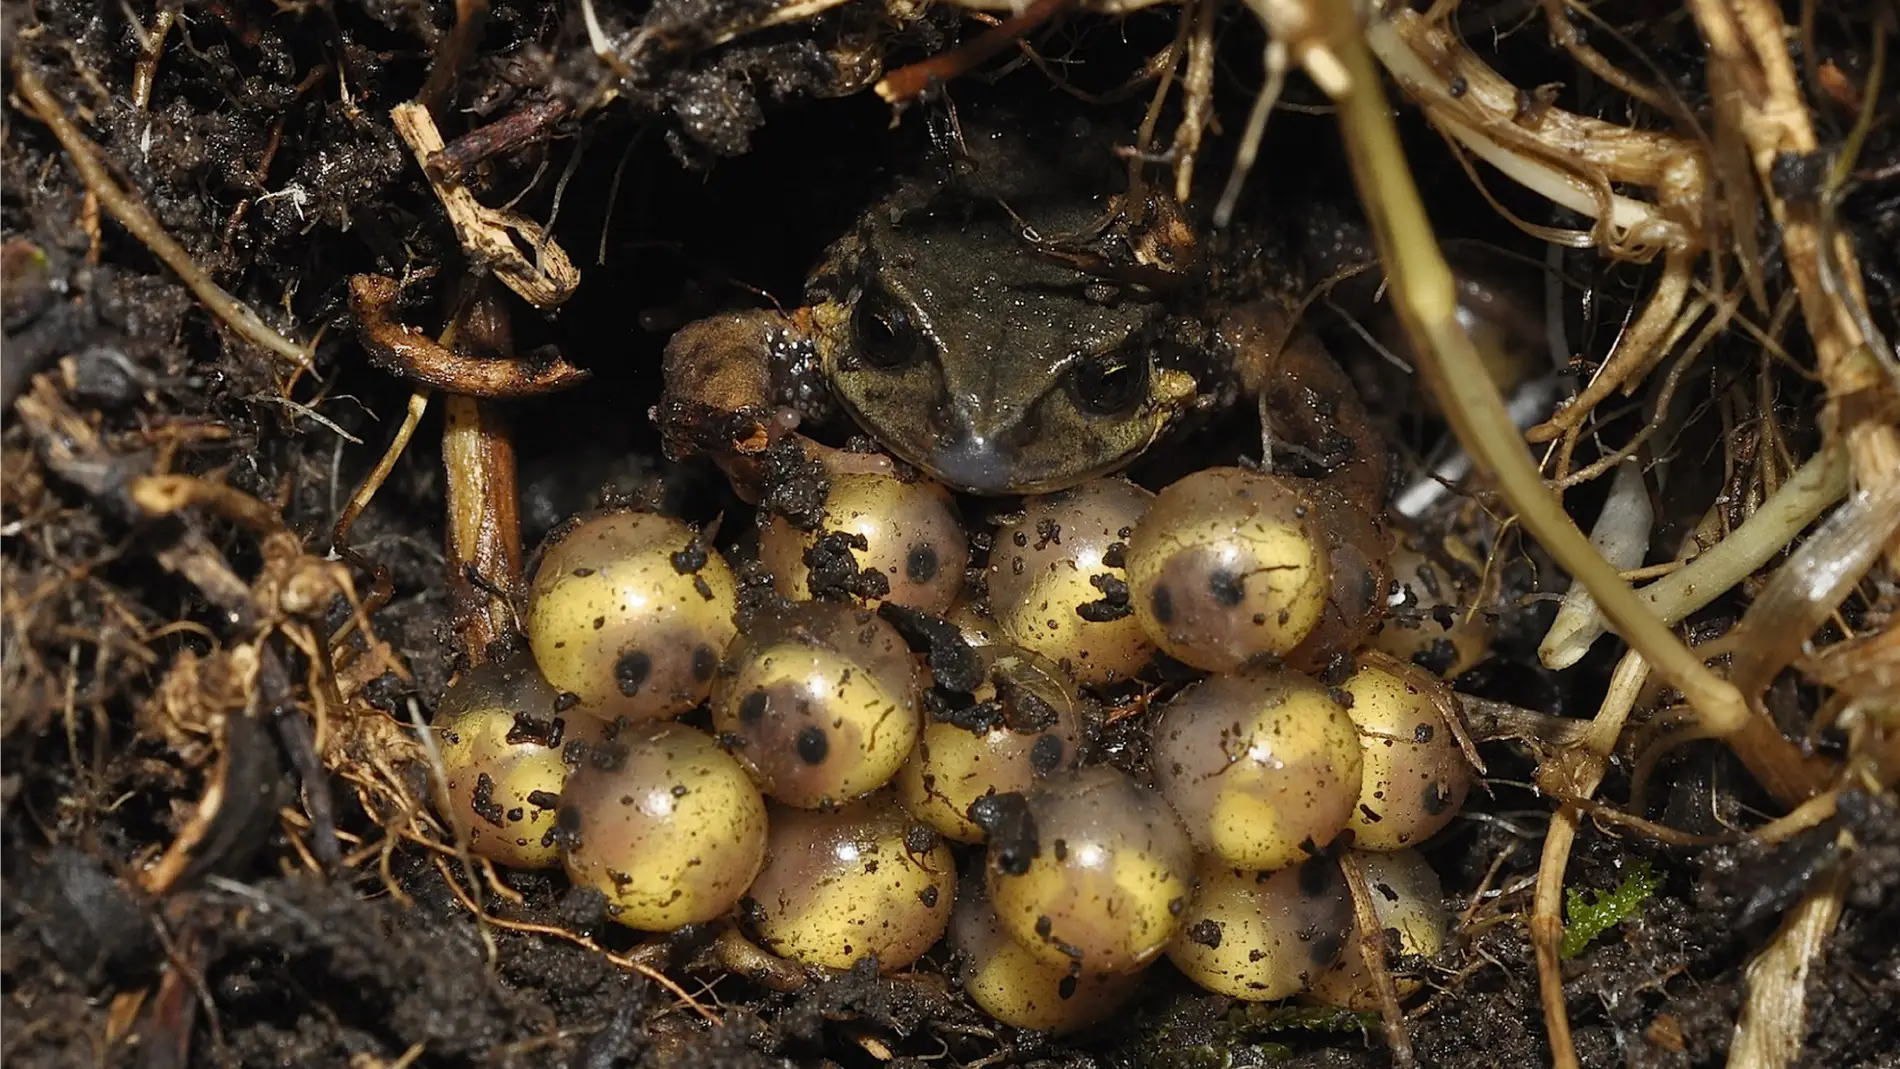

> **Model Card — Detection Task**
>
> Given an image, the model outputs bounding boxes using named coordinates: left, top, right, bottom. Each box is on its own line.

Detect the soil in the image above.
left=4, top=2, right=1898, bottom=1068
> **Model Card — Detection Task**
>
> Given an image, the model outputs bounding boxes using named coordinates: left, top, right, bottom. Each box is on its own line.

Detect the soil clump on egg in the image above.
left=5, top=2, right=1900, bottom=1069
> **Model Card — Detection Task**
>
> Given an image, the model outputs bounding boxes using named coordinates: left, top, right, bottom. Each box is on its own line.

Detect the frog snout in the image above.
left=922, top=432, right=1021, bottom=496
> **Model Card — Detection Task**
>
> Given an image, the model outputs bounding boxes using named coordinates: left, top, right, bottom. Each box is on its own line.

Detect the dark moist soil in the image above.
left=5, top=1, right=1899, bottom=1068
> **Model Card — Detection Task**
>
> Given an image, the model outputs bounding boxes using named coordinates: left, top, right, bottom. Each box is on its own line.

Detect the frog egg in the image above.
left=951, top=879, right=1144, bottom=1033
left=560, top=722, right=768, bottom=930
left=984, top=765, right=1195, bottom=975
left=758, top=471, right=968, bottom=612
left=743, top=795, right=956, bottom=971
left=710, top=601, right=924, bottom=808
left=1152, top=671, right=1364, bottom=871
left=987, top=478, right=1157, bottom=685
left=895, top=646, right=1086, bottom=842
left=1125, top=467, right=1331, bottom=672
left=1307, top=849, right=1449, bottom=1008
left=1281, top=488, right=1392, bottom=674
left=1370, top=535, right=1492, bottom=678
left=1166, top=857, right=1353, bottom=1001
left=433, top=658, right=607, bottom=869
left=1338, top=655, right=1472, bottom=850
left=946, top=599, right=1005, bottom=648
left=525, top=509, right=738, bottom=723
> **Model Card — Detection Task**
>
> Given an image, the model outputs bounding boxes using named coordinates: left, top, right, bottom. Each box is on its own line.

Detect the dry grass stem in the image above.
left=1339, top=852, right=1416, bottom=1069
left=391, top=102, right=580, bottom=308
left=1540, top=444, right=1851, bottom=668
left=1530, top=648, right=1651, bottom=1069
left=1685, top=0, right=1900, bottom=525
left=1725, top=859, right=1847, bottom=1069
left=13, top=59, right=314, bottom=370
left=1364, top=8, right=1700, bottom=253
left=333, top=391, right=433, bottom=556
left=875, top=0, right=1074, bottom=104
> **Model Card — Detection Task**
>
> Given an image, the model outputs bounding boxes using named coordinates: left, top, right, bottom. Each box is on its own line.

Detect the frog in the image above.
left=654, top=114, right=1386, bottom=505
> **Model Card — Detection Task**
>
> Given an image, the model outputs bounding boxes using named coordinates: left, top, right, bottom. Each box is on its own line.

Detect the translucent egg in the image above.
left=1370, top=533, right=1492, bottom=678
left=1339, top=655, right=1472, bottom=850
left=1282, top=487, right=1391, bottom=674
left=1166, top=857, right=1353, bottom=1000
left=951, top=879, right=1143, bottom=1033
left=711, top=601, right=924, bottom=808
left=945, top=599, right=1005, bottom=649
left=1308, top=850, right=1449, bottom=1008
left=895, top=646, right=1086, bottom=842
left=560, top=722, right=768, bottom=930
left=1126, top=468, right=1331, bottom=672
left=984, top=765, right=1195, bottom=976
left=744, top=795, right=955, bottom=971
left=987, top=478, right=1156, bottom=685
left=433, top=658, right=605, bottom=869
left=1152, top=671, right=1364, bottom=871
left=758, top=471, right=968, bottom=612
left=525, top=510, right=738, bottom=723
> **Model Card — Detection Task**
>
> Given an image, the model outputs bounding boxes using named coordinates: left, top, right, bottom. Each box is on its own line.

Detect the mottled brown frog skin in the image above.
left=656, top=123, right=1384, bottom=501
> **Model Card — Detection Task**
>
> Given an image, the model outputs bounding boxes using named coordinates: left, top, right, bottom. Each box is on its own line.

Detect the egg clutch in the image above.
left=429, top=464, right=1476, bottom=1033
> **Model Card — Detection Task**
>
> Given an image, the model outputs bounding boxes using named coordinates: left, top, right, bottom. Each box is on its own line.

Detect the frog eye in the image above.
left=1069, top=353, right=1148, bottom=416
left=851, top=292, right=928, bottom=370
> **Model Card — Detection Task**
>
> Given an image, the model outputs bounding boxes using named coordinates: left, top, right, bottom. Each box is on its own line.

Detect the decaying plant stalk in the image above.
left=440, top=282, right=528, bottom=664
left=391, top=102, right=581, bottom=309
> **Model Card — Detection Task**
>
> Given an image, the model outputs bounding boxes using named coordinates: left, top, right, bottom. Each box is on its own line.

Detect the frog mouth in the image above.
left=887, top=430, right=1147, bottom=497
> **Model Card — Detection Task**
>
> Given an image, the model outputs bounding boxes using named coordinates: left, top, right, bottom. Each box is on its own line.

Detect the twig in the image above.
left=1215, top=36, right=1289, bottom=228
left=1363, top=8, right=1699, bottom=254
left=1530, top=248, right=1695, bottom=441
left=874, top=0, right=1074, bottom=105
left=1727, top=471, right=1900, bottom=699
left=429, top=98, right=573, bottom=185
left=349, top=275, right=590, bottom=396
left=131, top=1, right=180, bottom=111
left=131, top=475, right=286, bottom=536
left=1339, top=852, right=1416, bottom=1069
left=12, top=59, right=313, bottom=370
left=331, top=388, right=430, bottom=623
left=1540, top=0, right=1675, bottom=114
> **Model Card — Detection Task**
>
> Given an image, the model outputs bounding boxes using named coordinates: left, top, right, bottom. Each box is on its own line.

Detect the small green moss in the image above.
left=1226, top=1003, right=1378, bottom=1034
left=1561, top=858, right=1662, bottom=959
